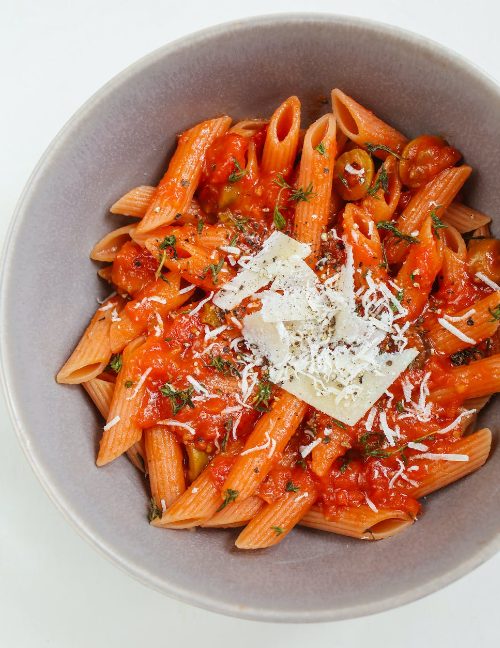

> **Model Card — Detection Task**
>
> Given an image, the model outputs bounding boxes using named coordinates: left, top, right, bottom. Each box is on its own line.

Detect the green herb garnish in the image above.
left=285, top=481, right=300, bottom=493
left=124, top=380, right=134, bottom=389
left=197, top=218, right=204, bottom=234
left=290, top=183, right=315, bottom=203
left=430, top=208, right=447, bottom=238
left=271, top=525, right=284, bottom=536
left=159, top=383, right=195, bottom=415
left=314, top=141, right=327, bottom=155
left=253, top=379, right=272, bottom=411
left=273, top=205, right=286, bottom=230
left=367, top=166, right=389, bottom=197
left=159, top=234, right=177, bottom=259
left=217, top=488, right=239, bottom=512
left=228, top=157, right=247, bottom=184
left=148, top=498, right=162, bottom=522
left=107, top=354, right=122, bottom=374
left=208, top=354, right=241, bottom=377
left=207, top=259, right=224, bottom=284
left=365, top=142, right=403, bottom=160
left=377, top=221, right=420, bottom=244
left=489, top=305, right=500, bottom=322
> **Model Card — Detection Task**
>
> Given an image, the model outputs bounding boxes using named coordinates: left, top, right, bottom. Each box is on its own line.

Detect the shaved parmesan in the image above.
left=213, top=231, right=310, bottom=310
left=126, top=367, right=151, bottom=401
left=158, top=420, right=196, bottom=435
left=189, top=291, right=214, bottom=316
left=412, top=453, right=469, bottom=462
left=299, top=437, right=322, bottom=458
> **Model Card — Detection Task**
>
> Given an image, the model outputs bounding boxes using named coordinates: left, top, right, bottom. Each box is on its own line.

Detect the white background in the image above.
left=1, top=1, right=499, bottom=646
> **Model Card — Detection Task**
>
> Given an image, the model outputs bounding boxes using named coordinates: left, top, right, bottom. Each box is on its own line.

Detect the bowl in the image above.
left=1, top=14, right=499, bottom=622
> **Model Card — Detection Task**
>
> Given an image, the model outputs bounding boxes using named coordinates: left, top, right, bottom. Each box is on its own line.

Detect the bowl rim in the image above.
left=2, top=12, right=500, bottom=623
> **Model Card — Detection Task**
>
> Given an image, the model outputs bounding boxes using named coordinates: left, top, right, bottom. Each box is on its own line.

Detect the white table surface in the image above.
left=1, top=1, right=499, bottom=646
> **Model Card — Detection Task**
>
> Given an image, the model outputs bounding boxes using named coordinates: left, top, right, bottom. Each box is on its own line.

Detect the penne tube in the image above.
left=428, top=291, right=500, bottom=355
left=235, top=489, right=317, bottom=549
left=229, top=119, right=268, bottom=137
left=464, top=395, right=491, bottom=412
left=395, top=216, right=443, bottom=321
left=82, top=377, right=114, bottom=417
left=57, top=295, right=125, bottom=384
left=360, top=156, right=401, bottom=224
left=222, top=393, right=308, bottom=501
left=97, top=265, right=113, bottom=283
left=144, top=425, right=186, bottom=509
left=127, top=439, right=147, bottom=474
left=331, top=89, right=408, bottom=159
left=385, top=166, right=472, bottom=265
left=301, top=506, right=414, bottom=540
left=261, top=96, right=301, bottom=174
left=311, top=427, right=352, bottom=478
left=431, top=355, right=500, bottom=402
left=341, top=203, right=385, bottom=281
left=96, top=337, right=147, bottom=466
left=109, top=272, right=193, bottom=353
left=409, top=428, right=492, bottom=498
left=152, top=468, right=220, bottom=529
left=135, top=116, right=231, bottom=238
left=110, top=185, right=155, bottom=217
left=443, top=202, right=492, bottom=233
left=90, top=224, right=136, bottom=262
left=202, top=496, right=264, bottom=528
left=293, top=113, right=336, bottom=263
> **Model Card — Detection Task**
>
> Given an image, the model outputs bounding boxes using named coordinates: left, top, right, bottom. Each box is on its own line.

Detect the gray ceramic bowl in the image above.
left=1, top=14, right=499, bottom=622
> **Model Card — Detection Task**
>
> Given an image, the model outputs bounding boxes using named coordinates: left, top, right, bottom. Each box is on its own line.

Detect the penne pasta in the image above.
left=222, top=393, right=308, bottom=501
left=332, top=89, right=408, bottom=159
left=229, top=119, right=268, bottom=138
left=261, top=96, right=301, bottom=174
left=301, top=506, right=414, bottom=540
left=443, top=202, right=492, bottom=233
left=96, top=337, right=147, bottom=466
left=202, top=496, right=264, bottom=528
left=110, top=185, right=155, bottom=217
left=428, top=291, right=500, bottom=355
left=135, top=116, right=231, bottom=238
left=144, top=425, right=186, bottom=509
left=82, top=377, right=114, bottom=417
left=293, top=113, right=336, bottom=262
left=235, top=489, right=317, bottom=549
left=57, top=295, right=125, bottom=384
left=432, top=355, right=500, bottom=402
left=385, top=166, right=472, bottom=265
left=90, top=224, right=136, bottom=262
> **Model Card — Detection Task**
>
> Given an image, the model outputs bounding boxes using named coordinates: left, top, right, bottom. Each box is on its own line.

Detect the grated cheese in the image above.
left=126, top=367, right=151, bottom=401
left=299, top=437, right=322, bottom=458
left=158, top=420, right=196, bottom=435
left=179, top=284, right=195, bottom=294
left=437, top=317, right=476, bottom=344
left=475, top=272, right=500, bottom=291
left=412, top=452, right=469, bottom=462
left=443, top=308, right=476, bottom=322
left=365, top=494, right=378, bottom=512
left=407, top=442, right=429, bottom=451
left=189, top=292, right=214, bottom=316
left=103, top=415, right=120, bottom=431
left=204, top=324, right=227, bottom=341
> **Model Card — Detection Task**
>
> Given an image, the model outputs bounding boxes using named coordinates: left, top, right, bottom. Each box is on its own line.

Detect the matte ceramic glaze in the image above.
left=1, top=15, right=499, bottom=622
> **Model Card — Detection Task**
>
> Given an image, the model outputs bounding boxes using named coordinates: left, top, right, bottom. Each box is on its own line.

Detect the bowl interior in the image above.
left=2, top=15, right=500, bottom=622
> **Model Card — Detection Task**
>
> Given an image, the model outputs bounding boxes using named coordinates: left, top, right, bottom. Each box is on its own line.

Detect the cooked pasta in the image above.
left=58, top=90, right=498, bottom=550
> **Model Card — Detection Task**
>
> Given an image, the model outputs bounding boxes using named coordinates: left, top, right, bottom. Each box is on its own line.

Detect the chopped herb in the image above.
left=221, top=426, right=230, bottom=451
left=379, top=242, right=389, bottom=270
left=365, top=142, right=403, bottom=160
left=377, top=221, right=420, bottom=244
left=273, top=174, right=291, bottom=190
left=106, top=354, right=122, bottom=374
left=207, top=259, right=224, bottom=284
left=273, top=205, right=286, bottom=230
left=197, top=218, right=204, bottom=234
left=208, top=354, right=241, bottom=377
left=339, top=456, right=350, bottom=474
left=337, top=173, right=349, bottom=189
left=332, top=418, right=346, bottom=430
left=431, top=209, right=447, bottom=238
left=229, top=233, right=239, bottom=247
left=159, top=273, right=170, bottom=283
left=296, top=458, right=307, bottom=470
left=155, top=250, right=167, bottom=279
left=314, top=141, right=327, bottom=155
left=389, top=289, right=404, bottom=313
left=367, top=166, right=389, bottom=197
left=322, top=436, right=331, bottom=444
left=228, top=158, right=247, bottom=183
left=159, top=234, right=177, bottom=258
left=410, top=271, right=416, bottom=282
left=271, top=525, right=284, bottom=536
left=159, top=383, right=195, bottom=415
left=489, top=305, right=500, bottom=321
left=217, top=488, right=239, bottom=512
left=124, top=380, right=134, bottom=389
left=148, top=498, right=162, bottom=522
left=396, top=400, right=405, bottom=414
left=290, top=183, right=315, bottom=203
left=450, top=347, right=483, bottom=366
left=253, top=379, right=272, bottom=411
left=231, top=215, right=248, bottom=231
left=285, top=481, right=300, bottom=493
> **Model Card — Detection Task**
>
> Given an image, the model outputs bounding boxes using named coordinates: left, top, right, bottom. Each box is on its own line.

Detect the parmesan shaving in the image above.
left=475, top=272, right=500, bottom=291
left=158, top=420, right=196, bottom=435
left=412, top=453, right=469, bottom=462
left=126, top=367, right=151, bottom=401
left=189, top=292, right=214, bottom=316
left=437, top=317, right=476, bottom=344
left=103, top=415, right=120, bottom=431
